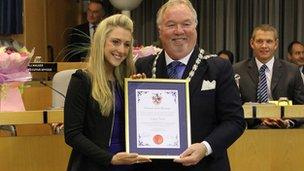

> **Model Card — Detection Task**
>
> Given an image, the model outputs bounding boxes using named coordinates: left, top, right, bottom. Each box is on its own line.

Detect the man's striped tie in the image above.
left=257, top=64, right=268, bottom=103
left=167, top=61, right=183, bottom=79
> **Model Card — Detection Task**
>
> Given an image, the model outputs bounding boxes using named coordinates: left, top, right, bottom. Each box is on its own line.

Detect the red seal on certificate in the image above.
left=153, top=134, right=163, bottom=145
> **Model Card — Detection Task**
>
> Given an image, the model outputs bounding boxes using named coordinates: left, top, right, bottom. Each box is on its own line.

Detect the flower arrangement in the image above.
left=133, top=45, right=162, bottom=60
left=0, top=45, right=34, bottom=111
left=0, top=46, right=34, bottom=83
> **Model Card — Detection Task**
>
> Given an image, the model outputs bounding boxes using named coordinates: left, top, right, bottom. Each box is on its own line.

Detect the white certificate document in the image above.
left=135, top=89, right=180, bottom=148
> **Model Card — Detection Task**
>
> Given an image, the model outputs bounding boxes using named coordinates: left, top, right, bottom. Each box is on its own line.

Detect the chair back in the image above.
left=52, top=69, right=77, bottom=108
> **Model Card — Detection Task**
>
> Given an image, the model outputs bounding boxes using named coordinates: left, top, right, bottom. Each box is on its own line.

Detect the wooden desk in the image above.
left=229, top=129, right=304, bottom=171
left=21, top=81, right=52, bottom=110
left=0, top=110, right=52, bottom=136
left=0, top=135, right=70, bottom=171
left=0, top=130, right=303, bottom=171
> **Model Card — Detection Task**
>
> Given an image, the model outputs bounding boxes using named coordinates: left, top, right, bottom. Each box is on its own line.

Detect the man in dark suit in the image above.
left=136, top=0, right=246, bottom=170
left=233, top=24, right=304, bottom=128
left=67, top=0, right=105, bottom=62
left=287, top=41, right=304, bottom=83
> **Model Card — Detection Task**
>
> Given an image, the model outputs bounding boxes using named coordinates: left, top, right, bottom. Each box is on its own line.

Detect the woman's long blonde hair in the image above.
left=87, top=14, right=135, bottom=116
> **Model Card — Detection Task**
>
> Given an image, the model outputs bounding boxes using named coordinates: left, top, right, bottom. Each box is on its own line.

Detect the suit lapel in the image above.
left=182, top=47, right=208, bottom=94
left=156, top=51, right=169, bottom=78
left=78, top=23, right=90, bottom=36
left=271, top=59, right=283, bottom=92
left=181, top=47, right=200, bottom=79
left=247, top=58, right=259, bottom=87
left=189, top=60, right=208, bottom=95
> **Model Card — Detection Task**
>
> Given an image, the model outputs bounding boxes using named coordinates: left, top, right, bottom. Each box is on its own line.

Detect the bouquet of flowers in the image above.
left=133, top=45, right=162, bottom=60
left=0, top=46, right=34, bottom=83
left=0, top=46, right=34, bottom=111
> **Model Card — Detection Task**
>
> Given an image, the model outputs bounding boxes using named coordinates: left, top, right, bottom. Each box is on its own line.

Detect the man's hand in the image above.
left=111, top=152, right=151, bottom=165
left=173, top=143, right=207, bottom=166
left=261, top=118, right=290, bottom=128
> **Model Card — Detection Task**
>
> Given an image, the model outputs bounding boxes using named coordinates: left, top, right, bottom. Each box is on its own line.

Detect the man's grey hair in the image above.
left=156, top=0, right=197, bottom=28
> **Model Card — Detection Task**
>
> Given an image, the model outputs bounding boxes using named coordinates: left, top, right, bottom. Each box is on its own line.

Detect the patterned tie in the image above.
left=167, top=61, right=183, bottom=79
left=257, top=64, right=268, bottom=103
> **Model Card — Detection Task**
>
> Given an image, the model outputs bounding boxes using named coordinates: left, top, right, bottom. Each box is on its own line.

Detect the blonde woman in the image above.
left=64, top=14, right=151, bottom=171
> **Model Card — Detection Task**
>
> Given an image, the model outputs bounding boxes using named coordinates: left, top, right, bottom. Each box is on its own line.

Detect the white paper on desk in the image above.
left=135, top=89, right=180, bottom=149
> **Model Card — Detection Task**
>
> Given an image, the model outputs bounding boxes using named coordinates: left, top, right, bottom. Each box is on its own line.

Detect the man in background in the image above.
left=67, top=0, right=105, bottom=62
left=218, top=50, right=234, bottom=64
left=287, top=41, right=304, bottom=83
left=233, top=24, right=304, bottom=128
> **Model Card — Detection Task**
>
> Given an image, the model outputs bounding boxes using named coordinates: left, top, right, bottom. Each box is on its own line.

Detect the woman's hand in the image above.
left=111, top=152, right=151, bottom=165
left=130, top=73, right=146, bottom=79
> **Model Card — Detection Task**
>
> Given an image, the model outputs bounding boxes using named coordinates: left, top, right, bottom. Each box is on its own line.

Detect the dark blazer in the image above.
left=233, top=58, right=304, bottom=128
left=233, top=58, right=304, bottom=104
left=136, top=46, right=246, bottom=171
left=67, top=23, right=91, bottom=62
left=64, top=70, right=114, bottom=171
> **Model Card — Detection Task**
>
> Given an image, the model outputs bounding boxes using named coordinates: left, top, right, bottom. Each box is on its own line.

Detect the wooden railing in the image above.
left=0, top=109, right=62, bottom=125
left=1, top=105, right=304, bottom=171
left=243, top=104, right=304, bottom=118
left=1, top=105, right=303, bottom=125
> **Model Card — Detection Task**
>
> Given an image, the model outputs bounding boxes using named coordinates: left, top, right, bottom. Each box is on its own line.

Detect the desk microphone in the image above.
left=234, top=74, right=241, bottom=88
left=39, top=80, right=66, bottom=98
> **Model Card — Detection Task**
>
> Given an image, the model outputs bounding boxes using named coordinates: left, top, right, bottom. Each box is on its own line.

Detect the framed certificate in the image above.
left=125, top=78, right=191, bottom=159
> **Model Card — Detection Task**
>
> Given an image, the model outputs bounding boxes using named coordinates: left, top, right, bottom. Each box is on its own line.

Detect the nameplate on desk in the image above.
left=28, top=63, right=57, bottom=72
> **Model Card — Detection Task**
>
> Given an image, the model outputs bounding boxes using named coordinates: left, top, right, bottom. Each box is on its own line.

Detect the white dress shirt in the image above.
left=300, top=66, right=304, bottom=84
left=89, top=23, right=96, bottom=39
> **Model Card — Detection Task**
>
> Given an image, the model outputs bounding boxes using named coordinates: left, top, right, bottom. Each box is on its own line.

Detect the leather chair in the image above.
left=52, top=69, right=77, bottom=108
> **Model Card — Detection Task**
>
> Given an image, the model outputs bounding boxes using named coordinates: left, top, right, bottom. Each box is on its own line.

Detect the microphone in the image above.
left=39, top=80, right=66, bottom=98
left=234, top=73, right=241, bottom=88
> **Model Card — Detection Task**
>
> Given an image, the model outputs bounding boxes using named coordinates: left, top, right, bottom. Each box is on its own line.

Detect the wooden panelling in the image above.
left=23, top=0, right=47, bottom=60
left=4, top=0, right=81, bottom=62
left=57, top=62, right=87, bottom=71
left=15, top=124, right=52, bottom=136
left=46, top=0, right=82, bottom=61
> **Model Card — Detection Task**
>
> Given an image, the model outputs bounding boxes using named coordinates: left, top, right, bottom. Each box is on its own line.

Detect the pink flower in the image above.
left=0, top=46, right=34, bottom=84
left=5, top=47, right=17, bottom=54
left=19, top=52, right=29, bottom=58
left=133, top=45, right=162, bottom=60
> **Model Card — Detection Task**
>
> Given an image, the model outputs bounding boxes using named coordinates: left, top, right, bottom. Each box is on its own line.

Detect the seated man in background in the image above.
left=67, top=0, right=105, bottom=62
left=233, top=24, right=304, bottom=128
left=218, top=49, right=234, bottom=64
left=287, top=41, right=304, bottom=83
